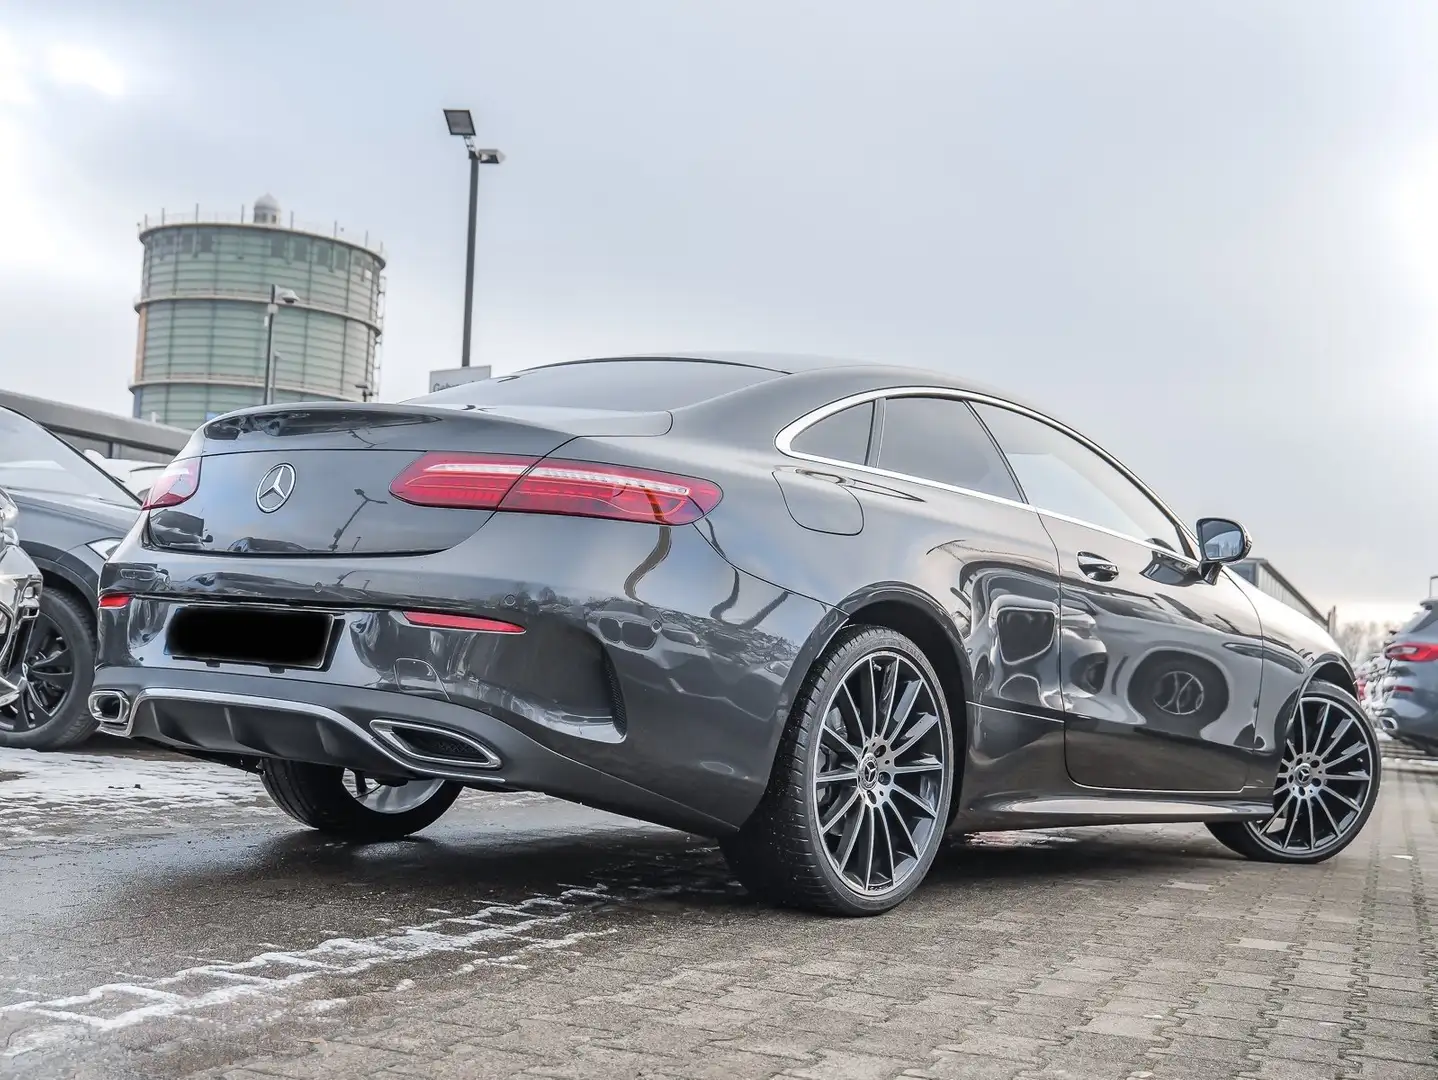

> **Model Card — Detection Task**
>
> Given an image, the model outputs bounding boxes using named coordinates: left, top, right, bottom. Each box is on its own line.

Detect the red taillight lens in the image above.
left=389, top=453, right=722, bottom=525
left=388, top=454, right=534, bottom=510
left=1384, top=642, right=1438, bottom=662
left=401, top=611, right=525, bottom=634
left=97, top=594, right=131, bottom=609
left=142, top=458, right=201, bottom=510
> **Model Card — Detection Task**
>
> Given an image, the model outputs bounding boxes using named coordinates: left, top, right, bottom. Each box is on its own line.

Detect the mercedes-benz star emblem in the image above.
left=255, top=463, right=296, bottom=513
left=1153, top=669, right=1206, bottom=717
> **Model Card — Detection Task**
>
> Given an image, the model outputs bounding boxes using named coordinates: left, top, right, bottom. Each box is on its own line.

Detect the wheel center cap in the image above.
left=859, top=757, right=879, bottom=789
left=1294, top=763, right=1313, bottom=784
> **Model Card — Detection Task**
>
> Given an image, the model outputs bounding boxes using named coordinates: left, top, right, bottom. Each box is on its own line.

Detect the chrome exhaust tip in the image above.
left=88, top=689, right=131, bottom=733
left=1378, top=715, right=1398, bottom=733
left=369, top=719, right=502, bottom=771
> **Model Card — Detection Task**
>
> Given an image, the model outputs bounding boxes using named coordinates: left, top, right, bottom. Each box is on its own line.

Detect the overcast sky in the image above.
left=1, top=2, right=1436, bottom=623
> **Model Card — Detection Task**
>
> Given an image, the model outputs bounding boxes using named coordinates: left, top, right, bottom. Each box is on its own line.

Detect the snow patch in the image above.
left=0, top=878, right=704, bottom=1052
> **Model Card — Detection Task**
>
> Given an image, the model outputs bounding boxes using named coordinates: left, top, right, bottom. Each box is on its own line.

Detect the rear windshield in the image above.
left=1397, top=605, right=1438, bottom=636
left=411, top=359, right=779, bottom=411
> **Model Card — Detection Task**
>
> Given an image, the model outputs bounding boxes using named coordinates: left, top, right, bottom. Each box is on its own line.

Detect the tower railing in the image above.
left=137, top=207, right=383, bottom=257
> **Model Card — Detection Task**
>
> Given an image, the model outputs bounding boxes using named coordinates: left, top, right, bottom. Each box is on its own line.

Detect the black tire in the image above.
left=260, top=760, right=462, bottom=840
left=0, top=587, right=98, bottom=751
left=721, top=625, right=955, bottom=916
left=1207, top=680, right=1380, bottom=864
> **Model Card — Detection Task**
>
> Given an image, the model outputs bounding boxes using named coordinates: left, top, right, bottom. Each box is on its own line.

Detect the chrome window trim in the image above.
left=775, top=385, right=1201, bottom=565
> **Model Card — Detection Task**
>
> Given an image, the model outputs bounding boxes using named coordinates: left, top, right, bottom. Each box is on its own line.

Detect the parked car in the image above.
left=0, top=488, right=44, bottom=712
left=91, top=455, right=168, bottom=503
left=0, top=406, right=140, bottom=749
left=90, top=354, right=1378, bottom=915
left=1371, top=601, right=1438, bottom=754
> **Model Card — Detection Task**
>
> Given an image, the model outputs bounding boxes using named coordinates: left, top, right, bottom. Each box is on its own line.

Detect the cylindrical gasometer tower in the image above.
left=132, top=195, right=386, bottom=429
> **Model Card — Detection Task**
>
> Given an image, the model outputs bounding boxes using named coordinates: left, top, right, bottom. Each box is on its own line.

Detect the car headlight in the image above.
left=87, top=537, right=122, bottom=561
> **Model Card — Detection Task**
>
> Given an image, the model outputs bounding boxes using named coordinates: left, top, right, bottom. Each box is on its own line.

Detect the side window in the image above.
left=790, top=401, right=873, bottom=464
left=876, top=396, right=1020, bottom=501
left=972, top=403, right=1187, bottom=553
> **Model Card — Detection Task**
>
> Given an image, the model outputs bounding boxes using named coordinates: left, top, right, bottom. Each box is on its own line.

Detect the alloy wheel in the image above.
left=812, top=650, right=948, bottom=898
left=0, top=613, right=73, bottom=734
left=344, top=771, right=446, bottom=814
left=1243, top=692, right=1377, bottom=857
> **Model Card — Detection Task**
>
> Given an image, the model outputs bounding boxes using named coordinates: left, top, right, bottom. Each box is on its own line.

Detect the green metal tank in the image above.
left=132, top=195, right=385, bottom=429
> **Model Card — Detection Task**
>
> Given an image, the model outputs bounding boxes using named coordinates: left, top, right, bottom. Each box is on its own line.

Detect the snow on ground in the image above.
left=0, top=748, right=273, bottom=846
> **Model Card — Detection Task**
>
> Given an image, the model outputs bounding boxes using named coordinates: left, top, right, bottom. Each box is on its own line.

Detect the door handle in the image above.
left=1077, top=552, right=1119, bottom=581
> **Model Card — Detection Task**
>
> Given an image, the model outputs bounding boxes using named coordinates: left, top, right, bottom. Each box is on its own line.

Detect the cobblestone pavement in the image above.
left=1, top=742, right=1435, bottom=1080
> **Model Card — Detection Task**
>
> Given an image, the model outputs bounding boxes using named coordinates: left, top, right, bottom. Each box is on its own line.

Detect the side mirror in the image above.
left=1196, top=517, right=1251, bottom=565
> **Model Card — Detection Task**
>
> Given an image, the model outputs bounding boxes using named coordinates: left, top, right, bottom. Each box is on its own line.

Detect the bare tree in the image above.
left=1334, top=620, right=1387, bottom=662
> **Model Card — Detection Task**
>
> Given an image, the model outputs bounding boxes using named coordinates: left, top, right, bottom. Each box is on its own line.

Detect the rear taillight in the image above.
left=389, top=453, right=722, bottom=525
left=142, top=458, right=201, bottom=510
left=1384, top=642, right=1438, bottom=662
left=401, top=611, right=525, bottom=634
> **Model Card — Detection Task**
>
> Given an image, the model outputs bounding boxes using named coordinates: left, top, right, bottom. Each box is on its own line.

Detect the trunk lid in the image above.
left=146, top=402, right=670, bottom=556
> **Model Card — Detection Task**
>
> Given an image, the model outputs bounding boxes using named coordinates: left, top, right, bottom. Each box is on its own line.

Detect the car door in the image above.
left=864, top=394, right=1065, bottom=721
left=972, top=402, right=1265, bottom=794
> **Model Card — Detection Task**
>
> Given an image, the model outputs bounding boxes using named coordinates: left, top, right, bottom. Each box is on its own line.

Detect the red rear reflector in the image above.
left=1392, top=684, right=1415, bottom=694
left=142, top=458, right=201, bottom=510
left=401, top=611, right=525, bottom=634
left=390, top=453, right=722, bottom=525
left=98, top=594, right=131, bottom=609
left=1384, top=642, right=1438, bottom=662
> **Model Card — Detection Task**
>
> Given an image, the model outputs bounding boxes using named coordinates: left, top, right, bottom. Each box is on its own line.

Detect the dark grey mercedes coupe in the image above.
left=90, top=354, right=1379, bottom=915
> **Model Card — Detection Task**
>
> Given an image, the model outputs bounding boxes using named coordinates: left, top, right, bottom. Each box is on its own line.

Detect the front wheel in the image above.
left=0, top=588, right=98, bottom=751
left=261, top=760, right=462, bottom=840
left=1208, top=680, right=1380, bottom=864
left=721, top=626, right=955, bottom=916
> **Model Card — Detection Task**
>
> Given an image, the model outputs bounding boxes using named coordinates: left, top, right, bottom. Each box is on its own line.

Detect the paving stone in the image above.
left=1347, top=1035, right=1438, bottom=1066
left=785, top=1048, right=914, bottom=1080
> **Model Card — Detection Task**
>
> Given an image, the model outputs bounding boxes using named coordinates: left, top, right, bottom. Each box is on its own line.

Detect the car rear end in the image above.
left=1371, top=601, right=1438, bottom=752
left=89, top=363, right=833, bottom=835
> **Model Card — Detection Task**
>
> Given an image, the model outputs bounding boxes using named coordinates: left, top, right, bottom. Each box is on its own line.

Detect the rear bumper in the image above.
left=94, top=513, right=836, bottom=833
left=1374, top=695, right=1438, bottom=746
left=87, top=670, right=732, bottom=835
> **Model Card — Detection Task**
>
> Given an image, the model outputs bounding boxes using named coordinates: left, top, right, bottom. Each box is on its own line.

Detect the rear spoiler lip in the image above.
left=178, top=404, right=673, bottom=458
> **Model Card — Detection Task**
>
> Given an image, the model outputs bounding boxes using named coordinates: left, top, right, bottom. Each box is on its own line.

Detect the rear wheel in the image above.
left=1208, top=681, right=1380, bottom=863
left=721, top=626, right=955, bottom=916
left=0, top=589, right=98, bottom=751
left=260, top=760, right=462, bottom=840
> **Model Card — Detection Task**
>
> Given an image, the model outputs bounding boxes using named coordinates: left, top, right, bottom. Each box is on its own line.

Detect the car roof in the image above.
left=520, top=351, right=1031, bottom=410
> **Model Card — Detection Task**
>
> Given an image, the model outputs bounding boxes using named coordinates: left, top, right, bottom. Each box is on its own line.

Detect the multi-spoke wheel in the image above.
left=1208, top=680, right=1380, bottom=864
left=0, top=589, right=98, bottom=751
left=722, top=626, right=954, bottom=915
left=261, top=759, right=462, bottom=840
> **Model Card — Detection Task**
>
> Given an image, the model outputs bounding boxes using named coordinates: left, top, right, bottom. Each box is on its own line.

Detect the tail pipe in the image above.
left=88, top=689, right=132, bottom=734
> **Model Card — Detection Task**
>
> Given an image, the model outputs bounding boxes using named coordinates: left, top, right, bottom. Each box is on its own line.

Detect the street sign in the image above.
left=428, top=366, right=493, bottom=394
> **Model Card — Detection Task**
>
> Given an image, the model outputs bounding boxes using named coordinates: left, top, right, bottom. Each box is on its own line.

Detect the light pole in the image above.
left=262, top=285, right=299, bottom=405
left=444, top=108, right=504, bottom=368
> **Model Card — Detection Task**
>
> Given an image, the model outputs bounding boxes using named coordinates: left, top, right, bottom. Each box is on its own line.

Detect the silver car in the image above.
left=0, top=488, right=43, bottom=710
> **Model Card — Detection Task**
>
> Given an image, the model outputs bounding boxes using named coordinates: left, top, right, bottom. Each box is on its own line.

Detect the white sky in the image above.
left=1, top=2, right=1436, bottom=625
